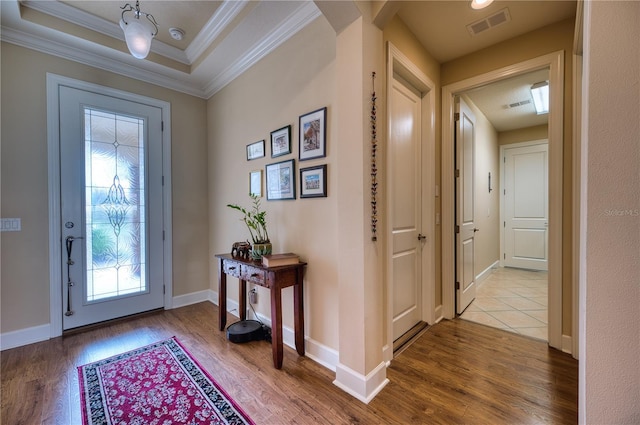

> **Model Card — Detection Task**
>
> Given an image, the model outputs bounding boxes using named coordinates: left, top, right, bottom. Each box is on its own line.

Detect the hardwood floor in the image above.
left=1, top=302, right=577, bottom=424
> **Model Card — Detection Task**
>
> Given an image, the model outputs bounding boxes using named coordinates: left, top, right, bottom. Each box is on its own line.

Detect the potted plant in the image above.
left=227, top=194, right=272, bottom=259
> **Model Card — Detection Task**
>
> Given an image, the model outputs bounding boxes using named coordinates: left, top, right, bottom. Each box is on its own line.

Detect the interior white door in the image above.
left=59, top=85, right=165, bottom=330
left=390, top=75, right=423, bottom=340
left=503, top=142, right=549, bottom=270
left=456, top=97, right=477, bottom=314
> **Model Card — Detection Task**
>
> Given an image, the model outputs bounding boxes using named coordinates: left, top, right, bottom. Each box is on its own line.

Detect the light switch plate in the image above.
left=1, top=218, right=21, bottom=232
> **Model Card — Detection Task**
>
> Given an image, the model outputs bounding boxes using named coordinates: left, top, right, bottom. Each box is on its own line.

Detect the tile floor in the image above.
left=460, top=267, right=548, bottom=341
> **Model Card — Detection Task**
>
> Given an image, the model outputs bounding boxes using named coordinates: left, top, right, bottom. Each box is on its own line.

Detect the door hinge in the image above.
left=503, top=221, right=506, bottom=228
left=162, top=230, right=165, bottom=241
left=455, top=281, right=460, bottom=290
left=162, top=175, right=165, bottom=186
left=454, top=112, right=460, bottom=121
left=163, top=285, right=166, bottom=295
left=455, top=225, right=460, bottom=233
left=504, top=253, right=506, bottom=260
left=455, top=169, right=460, bottom=178
left=161, top=121, right=164, bottom=132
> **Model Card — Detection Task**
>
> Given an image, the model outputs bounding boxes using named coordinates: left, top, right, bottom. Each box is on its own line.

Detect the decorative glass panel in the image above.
left=84, top=108, right=147, bottom=302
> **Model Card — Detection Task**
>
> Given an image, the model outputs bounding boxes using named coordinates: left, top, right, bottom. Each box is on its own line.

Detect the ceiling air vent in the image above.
left=503, top=99, right=531, bottom=110
left=467, top=8, right=511, bottom=36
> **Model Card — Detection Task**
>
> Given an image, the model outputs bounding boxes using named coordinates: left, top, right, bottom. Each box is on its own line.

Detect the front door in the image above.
left=455, top=97, right=477, bottom=314
left=503, top=142, right=549, bottom=271
left=59, top=85, right=165, bottom=330
left=390, top=75, right=423, bottom=340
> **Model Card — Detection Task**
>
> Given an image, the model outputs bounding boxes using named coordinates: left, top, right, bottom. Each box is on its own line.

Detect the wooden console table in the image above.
left=215, top=253, right=306, bottom=369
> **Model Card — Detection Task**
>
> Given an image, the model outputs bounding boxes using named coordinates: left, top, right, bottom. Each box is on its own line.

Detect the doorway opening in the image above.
left=442, top=51, right=564, bottom=350
left=453, top=70, right=551, bottom=342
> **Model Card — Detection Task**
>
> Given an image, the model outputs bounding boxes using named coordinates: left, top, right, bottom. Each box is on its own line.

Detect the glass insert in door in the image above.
left=84, top=108, right=147, bottom=302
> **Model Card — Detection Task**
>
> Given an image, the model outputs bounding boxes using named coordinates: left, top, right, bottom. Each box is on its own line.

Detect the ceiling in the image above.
left=1, top=0, right=576, bottom=130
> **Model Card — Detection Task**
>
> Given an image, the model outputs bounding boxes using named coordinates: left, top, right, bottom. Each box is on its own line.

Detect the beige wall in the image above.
left=582, top=1, right=640, bottom=422
left=442, top=18, right=575, bottom=336
left=462, top=95, right=500, bottom=277
left=207, top=18, right=340, bottom=349
left=499, top=124, right=548, bottom=146
left=0, top=43, right=209, bottom=333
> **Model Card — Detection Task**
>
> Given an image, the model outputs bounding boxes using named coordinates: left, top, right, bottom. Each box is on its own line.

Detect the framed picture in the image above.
left=299, top=107, right=327, bottom=161
left=247, top=140, right=265, bottom=161
left=266, top=159, right=296, bottom=200
left=249, top=170, right=262, bottom=197
left=270, top=125, right=291, bottom=158
left=300, top=164, right=327, bottom=198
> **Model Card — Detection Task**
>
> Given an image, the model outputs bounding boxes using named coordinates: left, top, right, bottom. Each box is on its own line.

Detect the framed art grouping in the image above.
left=300, top=164, right=327, bottom=198
left=299, top=107, right=327, bottom=161
left=266, top=159, right=296, bottom=200
left=249, top=170, right=263, bottom=197
left=270, top=125, right=291, bottom=158
left=246, top=140, right=265, bottom=161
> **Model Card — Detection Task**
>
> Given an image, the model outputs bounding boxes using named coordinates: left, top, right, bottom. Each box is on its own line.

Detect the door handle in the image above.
left=417, top=233, right=426, bottom=241
left=473, top=228, right=480, bottom=233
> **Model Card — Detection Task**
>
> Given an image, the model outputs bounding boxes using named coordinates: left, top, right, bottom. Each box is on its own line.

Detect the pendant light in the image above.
left=120, top=1, right=158, bottom=59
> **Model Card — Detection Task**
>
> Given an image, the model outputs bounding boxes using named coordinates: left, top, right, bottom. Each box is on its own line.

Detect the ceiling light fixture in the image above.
left=470, top=0, right=494, bottom=10
left=530, top=81, right=550, bottom=115
left=119, top=1, right=158, bottom=59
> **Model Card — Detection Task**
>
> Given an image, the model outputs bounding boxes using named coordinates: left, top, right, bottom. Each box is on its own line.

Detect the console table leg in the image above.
left=218, top=259, right=227, bottom=331
left=294, top=268, right=305, bottom=356
left=271, top=286, right=283, bottom=369
left=239, top=279, right=247, bottom=321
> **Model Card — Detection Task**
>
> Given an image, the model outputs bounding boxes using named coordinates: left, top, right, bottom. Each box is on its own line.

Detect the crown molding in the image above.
left=185, top=0, right=249, bottom=63
left=1, top=26, right=207, bottom=98
left=204, top=1, right=321, bottom=98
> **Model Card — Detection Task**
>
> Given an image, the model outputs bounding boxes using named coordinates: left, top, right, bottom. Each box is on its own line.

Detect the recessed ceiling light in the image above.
left=470, top=0, right=494, bottom=10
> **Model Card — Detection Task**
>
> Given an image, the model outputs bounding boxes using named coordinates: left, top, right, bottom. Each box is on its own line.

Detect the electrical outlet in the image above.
left=249, top=289, right=258, bottom=304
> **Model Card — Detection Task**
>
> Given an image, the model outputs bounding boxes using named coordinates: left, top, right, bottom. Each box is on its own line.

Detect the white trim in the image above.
left=4, top=27, right=205, bottom=98
left=207, top=295, right=339, bottom=372
left=385, top=42, right=437, bottom=363
left=172, top=290, right=216, bottom=309
left=0, top=324, right=51, bottom=351
left=476, top=260, right=499, bottom=285
left=1, top=2, right=319, bottom=100
left=334, top=361, right=390, bottom=404
left=442, top=51, right=564, bottom=351
left=185, top=1, right=249, bottom=63
left=46, top=73, right=173, bottom=336
left=203, top=2, right=321, bottom=98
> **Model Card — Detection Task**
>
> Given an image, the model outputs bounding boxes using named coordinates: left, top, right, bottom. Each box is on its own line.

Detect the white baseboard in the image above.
left=172, top=289, right=216, bottom=308
left=333, top=361, right=389, bottom=404
left=476, top=260, right=500, bottom=285
left=1, top=324, right=51, bottom=351
left=1, top=290, right=340, bottom=375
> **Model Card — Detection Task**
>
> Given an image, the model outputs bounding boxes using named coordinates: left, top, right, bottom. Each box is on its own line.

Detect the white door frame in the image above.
left=442, top=51, right=564, bottom=350
left=500, top=139, right=549, bottom=270
left=384, top=42, right=436, bottom=362
left=46, top=73, right=173, bottom=337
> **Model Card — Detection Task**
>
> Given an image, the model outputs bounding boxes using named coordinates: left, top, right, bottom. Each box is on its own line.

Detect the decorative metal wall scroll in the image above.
left=370, top=72, right=378, bottom=241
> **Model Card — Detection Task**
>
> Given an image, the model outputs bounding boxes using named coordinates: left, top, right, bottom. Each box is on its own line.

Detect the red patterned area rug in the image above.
left=78, top=337, right=254, bottom=425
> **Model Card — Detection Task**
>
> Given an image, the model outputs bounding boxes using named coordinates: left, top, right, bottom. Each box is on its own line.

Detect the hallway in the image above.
left=460, top=267, right=548, bottom=341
